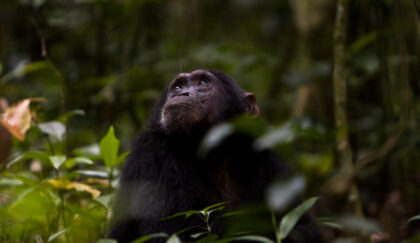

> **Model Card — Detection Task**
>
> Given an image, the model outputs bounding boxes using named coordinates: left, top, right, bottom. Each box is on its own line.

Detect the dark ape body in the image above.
left=108, top=70, right=321, bottom=242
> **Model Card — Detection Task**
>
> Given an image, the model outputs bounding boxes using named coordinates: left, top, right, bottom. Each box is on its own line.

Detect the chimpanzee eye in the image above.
left=175, top=85, right=182, bottom=91
left=199, top=80, right=208, bottom=86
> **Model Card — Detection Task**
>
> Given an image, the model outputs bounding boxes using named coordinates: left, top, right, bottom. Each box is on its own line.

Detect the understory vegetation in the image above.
left=0, top=0, right=419, bottom=242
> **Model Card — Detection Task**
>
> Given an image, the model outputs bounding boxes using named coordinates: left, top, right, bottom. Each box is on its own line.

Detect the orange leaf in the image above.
left=0, top=99, right=32, bottom=141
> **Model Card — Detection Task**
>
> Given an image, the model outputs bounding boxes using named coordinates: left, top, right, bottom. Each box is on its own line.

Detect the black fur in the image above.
left=108, top=70, right=322, bottom=243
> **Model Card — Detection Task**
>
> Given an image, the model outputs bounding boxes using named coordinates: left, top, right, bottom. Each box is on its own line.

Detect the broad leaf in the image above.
left=278, top=197, right=319, bottom=240
left=100, top=126, right=120, bottom=168
left=38, top=121, right=66, bottom=141
left=49, top=155, right=67, bottom=169
left=166, top=234, right=182, bottom=243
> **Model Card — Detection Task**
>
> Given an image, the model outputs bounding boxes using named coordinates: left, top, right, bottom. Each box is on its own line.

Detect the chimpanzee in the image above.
left=108, top=70, right=322, bottom=242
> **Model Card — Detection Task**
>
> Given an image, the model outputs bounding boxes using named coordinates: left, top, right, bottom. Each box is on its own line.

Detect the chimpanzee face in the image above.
left=160, top=70, right=225, bottom=133
left=158, top=69, right=259, bottom=135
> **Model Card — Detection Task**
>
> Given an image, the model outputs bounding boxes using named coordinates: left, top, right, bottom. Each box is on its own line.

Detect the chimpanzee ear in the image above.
left=244, top=92, right=259, bottom=116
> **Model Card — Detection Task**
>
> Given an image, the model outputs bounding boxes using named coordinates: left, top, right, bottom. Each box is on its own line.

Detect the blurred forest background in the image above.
left=0, top=0, right=419, bottom=242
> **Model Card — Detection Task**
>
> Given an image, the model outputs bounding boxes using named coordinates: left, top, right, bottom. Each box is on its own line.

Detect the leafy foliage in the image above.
left=0, top=0, right=419, bottom=242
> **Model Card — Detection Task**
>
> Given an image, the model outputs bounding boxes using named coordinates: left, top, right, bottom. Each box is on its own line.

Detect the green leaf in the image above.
left=163, top=210, right=200, bottom=220
left=65, top=157, right=94, bottom=169
left=233, top=235, right=275, bottom=243
left=38, top=121, right=66, bottom=141
left=0, top=177, right=23, bottom=187
left=95, top=193, right=115, bottom=212
left=49, top=155, right=67, bottom=169
left=132, top=233, right=169, bottom=243
left=117, top=151, right=129, bottom=165
left=166, top=234, right=182, bottom=243
left=7, top=151, right=51, bottom=168
left=278, top=197, right=319, bottom=240
left=319, top=221, right=343, bottom=230
left=202, top=202, right=228, bottom=213
left=8, top=189, right=52, bottom=222
left=191, top=232, right=207, bottom=239
left=75, top=170, right=109, bottom=178
left=5, top=173, right=40, bottom=188
left=100, top=126, right=120, bottom=168
left=96, top=239, right=117, bottom=243
left=74, top=144, right=101, bottom=157
left=58, top=109, right=85, bottom=123
left=48, top=228, right=68, bottom=242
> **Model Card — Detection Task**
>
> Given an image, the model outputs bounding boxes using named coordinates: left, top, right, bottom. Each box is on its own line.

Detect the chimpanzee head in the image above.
left=148, top=69, right=259, bottom=135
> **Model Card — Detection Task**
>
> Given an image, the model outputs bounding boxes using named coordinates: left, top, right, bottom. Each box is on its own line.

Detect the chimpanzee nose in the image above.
left=179, top=91, right=189, bottom=96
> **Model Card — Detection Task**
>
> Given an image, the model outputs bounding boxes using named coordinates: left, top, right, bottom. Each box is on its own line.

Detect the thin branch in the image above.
left=30, top=17, right=63, bottom=80
left=333, top=0, right=353, bottom=171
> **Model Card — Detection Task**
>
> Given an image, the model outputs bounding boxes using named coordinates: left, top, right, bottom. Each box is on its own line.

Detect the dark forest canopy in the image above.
left=0, top=0, right=419, bottom=242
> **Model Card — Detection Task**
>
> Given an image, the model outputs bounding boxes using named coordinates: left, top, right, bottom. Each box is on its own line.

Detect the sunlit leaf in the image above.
left=75, top=170, right=109, bottom=178
left=49, top=155, right=67, bottom=169
left=46, top=178, right=100, bottom=199
left=233, top=235, right=275, bottom=243
left=0, top=99, right=31, bottom=141
left=166, top=234, right=181, bottom=243
left=266, top=176, right=306, bottom=211
left=38, top=121, right=66, bottom=141
left=48, top=228, right=68, bottom=242
left=278, top=197, right=319, bottom=240
left=100, top=126, right=120, bottom=168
